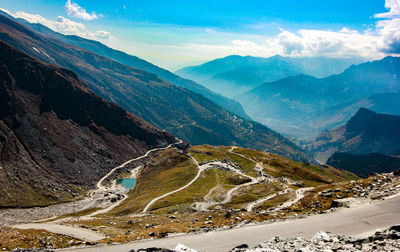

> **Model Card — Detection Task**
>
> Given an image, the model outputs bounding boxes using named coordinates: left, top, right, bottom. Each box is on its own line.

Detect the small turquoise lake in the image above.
left=116, top=178, right=136, bottom=190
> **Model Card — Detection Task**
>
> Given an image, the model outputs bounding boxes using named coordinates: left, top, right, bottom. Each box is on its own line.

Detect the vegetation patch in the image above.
left=255, top=191, right=295, bottom=211
left=225, top=182, right=284, bottom=209
left=108, top=148, right=198, bottom=215
left=0, top=227, right=82, bottom=251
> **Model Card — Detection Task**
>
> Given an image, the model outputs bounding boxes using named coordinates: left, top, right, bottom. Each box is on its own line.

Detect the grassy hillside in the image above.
left=51, top=144, right=367, bottom=247
left=109, top=145, right=357, bottom=216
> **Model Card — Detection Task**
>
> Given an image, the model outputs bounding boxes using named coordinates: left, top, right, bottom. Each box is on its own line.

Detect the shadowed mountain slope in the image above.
left=310, top=108, right=400, bottom=163
left=327, top=152, right=400, bottom=178
left=0, top=41, right=176, bottom=207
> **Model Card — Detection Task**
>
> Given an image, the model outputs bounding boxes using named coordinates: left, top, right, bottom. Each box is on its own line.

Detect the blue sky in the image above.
left=1, top=0, right=397, bottom=70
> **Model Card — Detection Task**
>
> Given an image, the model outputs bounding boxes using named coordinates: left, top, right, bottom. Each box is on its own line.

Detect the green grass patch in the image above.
left=151, top=168, right=218, bottom=213
left=262, top=154, right=358, bottom=187
left=108, top=148, right=198, bottom=215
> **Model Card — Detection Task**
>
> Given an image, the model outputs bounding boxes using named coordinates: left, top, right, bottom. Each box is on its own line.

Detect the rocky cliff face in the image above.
left=0, top=41, right=175, bottom=207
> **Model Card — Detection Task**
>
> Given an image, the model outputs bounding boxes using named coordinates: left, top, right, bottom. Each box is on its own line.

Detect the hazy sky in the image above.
left=1, top=0, right=399, bottom=71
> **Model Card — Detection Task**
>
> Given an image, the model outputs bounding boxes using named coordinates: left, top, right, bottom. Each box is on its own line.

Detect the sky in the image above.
left=1, top=0, right=399, bottom=70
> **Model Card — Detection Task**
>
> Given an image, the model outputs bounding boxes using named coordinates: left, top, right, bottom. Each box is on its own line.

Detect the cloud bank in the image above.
left=64, top=0, right=98, bottom=20
left=3, top=10, right=110, bottom=40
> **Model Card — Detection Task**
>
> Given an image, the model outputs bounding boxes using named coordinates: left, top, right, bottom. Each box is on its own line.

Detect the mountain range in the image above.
left=236, top=57, right=400, bottom=138
left=176, top=55, right=362, bottom=98
left=0, top=41, right=175, bottom=207
left=310, top=108, right=400, bottom=163
left=16, top=18, right=250, bottom=120
left=0, top=13, right=309, bottom=161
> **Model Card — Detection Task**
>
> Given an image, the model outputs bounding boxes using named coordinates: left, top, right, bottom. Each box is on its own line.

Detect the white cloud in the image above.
left=8, top=10, right=110, bottom=40
left=377, top=18, right=400, bottom=53
left=169, top=27, right=383, bottom=63
left=375, top=0, right=400, bottom=53
left=375, top=0, right=400, bottom=18
left=270, top=28, right=382, bottom=58
left=3, top=1, right=399, bottom=70
left=175, top=0, right=400, bottom=62
left=65, top=0, right=98, bottom=21
left=97, top=0, right=400, bottom=70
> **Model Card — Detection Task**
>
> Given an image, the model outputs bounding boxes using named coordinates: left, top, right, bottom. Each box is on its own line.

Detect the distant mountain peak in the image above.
left=176, top=54, right=364, bottom=98
left=355, top=107, right=375, bottom=114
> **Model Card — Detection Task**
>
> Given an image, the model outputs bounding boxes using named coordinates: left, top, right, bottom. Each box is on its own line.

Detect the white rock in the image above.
left=175, top=243, right=198, bottom=252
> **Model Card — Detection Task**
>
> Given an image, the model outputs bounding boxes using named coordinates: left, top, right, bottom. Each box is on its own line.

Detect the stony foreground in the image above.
left=230, top=225, right=400, bottom=252
left=112, top=225, right=400, bottom=252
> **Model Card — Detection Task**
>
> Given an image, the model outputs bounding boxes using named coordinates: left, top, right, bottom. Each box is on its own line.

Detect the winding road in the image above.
left=193, top=147, right=279, bottom=212
left=12, top=140, right=183, bottom=241
left=245, top=188, right=292, bottom=212
left=194, top=170, right=259, bottom=211
left=142, top=156, right=204, bottom=213
left=271, top=187, right=313, bottom=212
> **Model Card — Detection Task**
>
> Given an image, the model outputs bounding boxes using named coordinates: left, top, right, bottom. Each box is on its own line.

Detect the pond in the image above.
left=116, top=178, right=137, bottom=190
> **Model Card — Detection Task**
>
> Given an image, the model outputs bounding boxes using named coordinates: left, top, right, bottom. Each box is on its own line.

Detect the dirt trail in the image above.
left=193, top=151, right=262, bottom=211
left=246, top=188, right=292, bottom=212
left=142, top=155, right=204, bottom=213
left=271, top=187, right=313, bottom=212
